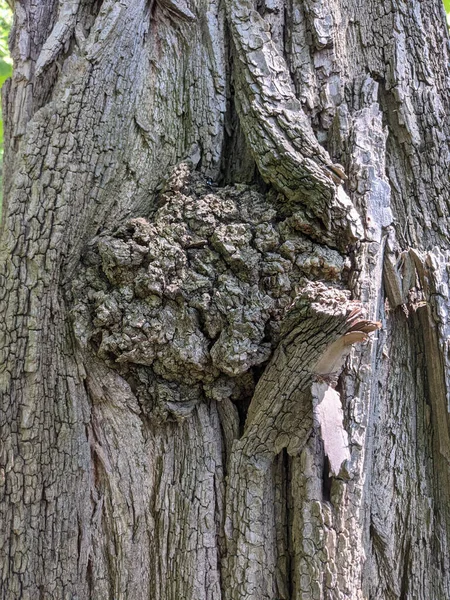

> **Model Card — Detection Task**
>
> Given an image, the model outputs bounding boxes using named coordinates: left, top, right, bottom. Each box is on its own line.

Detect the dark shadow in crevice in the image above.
left=322, top=455, right=332, bottom=503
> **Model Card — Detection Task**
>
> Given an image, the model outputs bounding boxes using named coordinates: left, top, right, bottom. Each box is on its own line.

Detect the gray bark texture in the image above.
left=0, top=0, right=449, bottom=598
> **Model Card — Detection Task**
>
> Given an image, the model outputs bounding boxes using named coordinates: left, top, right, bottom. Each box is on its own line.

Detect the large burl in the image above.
left=71, top=162, right=353, bottom=420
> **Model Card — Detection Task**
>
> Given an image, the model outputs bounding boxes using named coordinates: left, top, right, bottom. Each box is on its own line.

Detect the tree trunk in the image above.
left=1, top=0, right=449, bottom=598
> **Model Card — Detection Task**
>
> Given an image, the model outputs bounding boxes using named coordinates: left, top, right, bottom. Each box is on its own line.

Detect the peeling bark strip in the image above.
left=1, top=0, right=450, bottom=598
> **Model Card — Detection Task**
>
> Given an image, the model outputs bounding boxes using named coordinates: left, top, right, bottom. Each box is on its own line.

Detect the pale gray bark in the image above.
left=0, top=0, right=449, bottom=599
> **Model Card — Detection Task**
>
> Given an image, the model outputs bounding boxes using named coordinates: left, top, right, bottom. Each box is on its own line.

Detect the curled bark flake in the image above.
left=312, top=314, right=380, bottom=381
left=312, top=330, right=368, bottom=378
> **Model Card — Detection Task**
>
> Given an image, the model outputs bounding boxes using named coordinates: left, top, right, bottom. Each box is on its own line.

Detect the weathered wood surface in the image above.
left=0, top=0, right=449, bottom=598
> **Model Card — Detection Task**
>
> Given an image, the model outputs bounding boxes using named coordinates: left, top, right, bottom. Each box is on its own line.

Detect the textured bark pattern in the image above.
left=0, top=0, right=449, bottom=599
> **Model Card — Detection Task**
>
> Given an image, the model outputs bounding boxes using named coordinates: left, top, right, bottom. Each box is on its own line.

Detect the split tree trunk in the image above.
left=1, top=0, right=449, bottom=598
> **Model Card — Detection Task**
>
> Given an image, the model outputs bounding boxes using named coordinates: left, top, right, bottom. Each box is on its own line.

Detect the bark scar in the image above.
left=312, top=317, right=380, bottom=477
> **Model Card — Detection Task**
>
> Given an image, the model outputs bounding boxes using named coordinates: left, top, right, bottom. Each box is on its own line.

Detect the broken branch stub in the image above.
left=313, top=318, right=380, bottom=382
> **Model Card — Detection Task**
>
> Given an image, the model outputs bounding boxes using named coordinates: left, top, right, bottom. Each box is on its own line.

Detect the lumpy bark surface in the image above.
left=72, top=163, right=348, bottom=420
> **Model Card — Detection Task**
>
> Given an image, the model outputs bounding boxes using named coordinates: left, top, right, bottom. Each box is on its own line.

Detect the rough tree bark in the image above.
left=0, top=0, right=449, bottom=598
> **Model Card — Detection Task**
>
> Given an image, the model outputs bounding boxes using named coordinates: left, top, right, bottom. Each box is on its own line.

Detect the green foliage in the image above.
left=0, top=1, right=12, bottom=87
left=0, top=0, right=11, bottom=211
left=0, top=56, right=11, bottom=154
left=445, top=0, right=450, bottom=26
left=0, top=2, right=11, bottom=59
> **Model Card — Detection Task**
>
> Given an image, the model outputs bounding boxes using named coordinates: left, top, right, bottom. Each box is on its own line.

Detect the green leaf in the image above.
left=0, top=0, right=11, bottom=213
left=0, top=57, right=11, bottom=86
left=0, top=1, right=12, bottom=62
